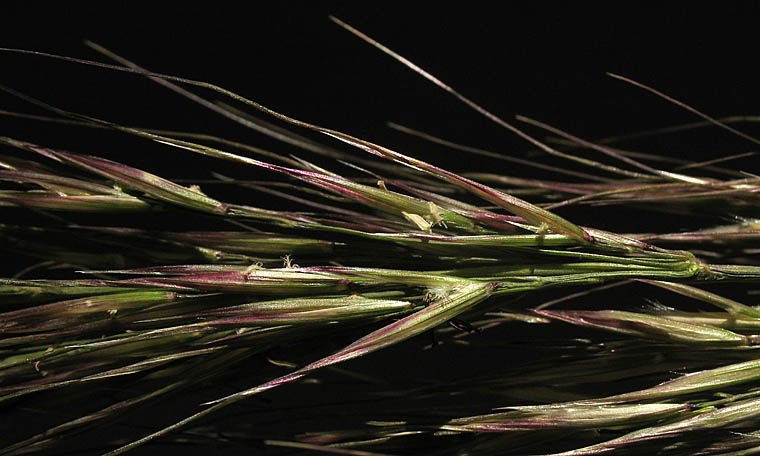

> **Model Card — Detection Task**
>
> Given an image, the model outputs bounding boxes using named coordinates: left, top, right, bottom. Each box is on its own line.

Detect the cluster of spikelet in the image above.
left=2, top=18, right=760, bottom=456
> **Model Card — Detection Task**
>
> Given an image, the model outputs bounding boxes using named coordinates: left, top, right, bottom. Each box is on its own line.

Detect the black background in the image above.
left=3, top=3, right=759, bottom=166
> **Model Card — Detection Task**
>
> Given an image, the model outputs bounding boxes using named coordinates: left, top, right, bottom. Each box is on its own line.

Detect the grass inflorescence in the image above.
left=2, top=17, right=760, bottom=456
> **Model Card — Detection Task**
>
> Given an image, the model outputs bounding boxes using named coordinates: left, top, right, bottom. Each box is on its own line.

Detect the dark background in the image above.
left=3, top=3, right=759, bottom=168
